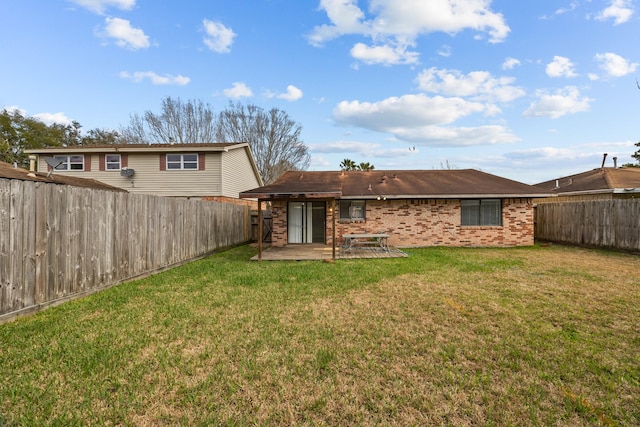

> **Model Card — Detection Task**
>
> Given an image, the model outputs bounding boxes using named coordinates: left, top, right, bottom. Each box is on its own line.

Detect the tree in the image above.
left=438, top=160, right=458, bottom=170
left=621, top=141, right=640, bottom=167
left=216, top=102, right=309, bottom=184
left=1, top=109, right=64, bottom=167
left=0, top=108, right=121, bottom=167
left=119, top=97, right=218, bottom=144
left=339, top=158, right=375, bottom=171
left=81, top=128, right=122, bottom=145
left=340, top=158, right=357, bottom=170
left=357, top=162, right=375, bottom=171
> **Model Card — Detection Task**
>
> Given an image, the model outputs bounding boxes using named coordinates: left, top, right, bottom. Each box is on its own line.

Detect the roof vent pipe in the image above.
left=555, top=179, right=559, bottom=189
left=613, top=157, right=618, bottom=168
left=601, top=153, right=608, bottom=172
left=27, top=155, right=37, bottom=177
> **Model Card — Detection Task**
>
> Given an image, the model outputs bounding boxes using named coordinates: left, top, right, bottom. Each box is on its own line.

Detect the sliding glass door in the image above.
left=287, top=202, right=326, bottom=244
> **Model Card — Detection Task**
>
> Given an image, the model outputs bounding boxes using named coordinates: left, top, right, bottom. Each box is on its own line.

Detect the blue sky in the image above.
left=1, top=0, right=639, bottom=184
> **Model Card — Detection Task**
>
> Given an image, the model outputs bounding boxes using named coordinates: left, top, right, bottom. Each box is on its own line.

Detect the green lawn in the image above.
left=1, top=244, right=639, bottom=426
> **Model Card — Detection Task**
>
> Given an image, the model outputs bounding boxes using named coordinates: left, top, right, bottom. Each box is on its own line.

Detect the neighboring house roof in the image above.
left=533, top=167, right=640, bottom=196
left=240, top=169, right=550, bottom=200
left=0, top=160, right=126, bottom=192
left=26, top=142, right=242, bottom=153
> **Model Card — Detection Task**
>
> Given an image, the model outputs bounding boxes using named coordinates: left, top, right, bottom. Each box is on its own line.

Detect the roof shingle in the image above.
left=241, top=169, right=549, bottom=199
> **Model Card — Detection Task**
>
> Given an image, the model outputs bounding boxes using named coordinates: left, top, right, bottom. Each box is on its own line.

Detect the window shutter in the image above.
left=121, top=153, right=128, bottom=168
left=160, top=154, right=166, bottom=171
left=85, top=155, right=91, bottom=171
left=99, top=154, right=105, bottom=171
left=199, top=152, right=205, bottom=170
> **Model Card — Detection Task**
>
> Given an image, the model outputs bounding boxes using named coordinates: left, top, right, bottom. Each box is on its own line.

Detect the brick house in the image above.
left=240, top=169, right=550, bottom=253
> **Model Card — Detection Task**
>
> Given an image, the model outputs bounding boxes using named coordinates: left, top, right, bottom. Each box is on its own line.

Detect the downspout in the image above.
left=258, top=200, right=263, bottom=262
left=332, top=199, right=336, bottom=260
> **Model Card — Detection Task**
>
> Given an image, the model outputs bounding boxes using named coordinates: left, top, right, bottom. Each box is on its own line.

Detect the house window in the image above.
left=339, top=200, right=366, bottom=221
left=54, top=155, right=84, bottom=171
left=105, top=154, right=121, bottom=170
left=461, top=199, right=502, bottom=226
left=166, top=153, right=198, bottom=170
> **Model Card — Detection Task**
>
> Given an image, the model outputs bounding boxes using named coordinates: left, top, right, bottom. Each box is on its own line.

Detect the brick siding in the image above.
left=270, top=198, right=534, bottom=247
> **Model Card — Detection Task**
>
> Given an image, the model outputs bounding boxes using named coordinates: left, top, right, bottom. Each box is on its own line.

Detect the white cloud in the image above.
left=416, top=67, right=525, bottom=103
left=332, top=93, right=517, bottom=146
left=539, top=2, right=580, bottom=19
left=502, top=57, right=521, bottom=70
left=392, top=125, right=519, bottom=146
left=309, top=140, right=381, bottom=156
left=523, top=86, right=592, bottom=119
left=307, top=0, right=368, bottom=46
left=546, top=56, right=577, bottom=78
left=1, top=106, right=72, bottom=126
left=33, top=112, right=73, bottom=126
left=101, top=17, right=150, bottom=50
left=68, top=0, right=135, bottom=14
left=308, top=140, right=415, bottom=158
left=203, top=19, right=236, bottom=53
left=2, top=106, right=26, bottom=116
left=596, top=0, right=634, bottom=25
left=223, top=82, right=253, bottom=98
left=437, top=45, right=452, bottom=57
left=350, top=42, right=419, bottom=65
left=119, top=71, right=190, bottom=85
left=308, top=0, right=510, bottom=65
left=277, top=85, right=304, bottom=101
left=334, top=94, right=485, bottom=130
left=594, top=52, right=638, bottom=77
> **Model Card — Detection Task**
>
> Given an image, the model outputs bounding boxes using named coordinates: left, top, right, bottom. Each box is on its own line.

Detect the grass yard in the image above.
left=1, top=244, right=639, bottom=426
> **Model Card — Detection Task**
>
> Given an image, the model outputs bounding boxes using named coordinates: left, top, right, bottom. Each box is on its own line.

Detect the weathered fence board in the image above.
left=536, top=199, right=640, bottom=251
left=0, top=178, right=252, bottom=320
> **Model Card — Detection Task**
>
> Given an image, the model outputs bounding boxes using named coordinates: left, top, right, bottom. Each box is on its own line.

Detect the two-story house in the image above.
left=25, top=142, right=263, bottom=202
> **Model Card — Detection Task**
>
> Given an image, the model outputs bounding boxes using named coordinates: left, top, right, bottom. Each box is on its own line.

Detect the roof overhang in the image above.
left=241, top=192, right=551, bottom=200
left=24, top=143, right=249, bottom=154
left=240, top=191, right=342, bottom=200
left=552, top=188, right=640, bottom=196
left=339, top=193, right=552, bottom=200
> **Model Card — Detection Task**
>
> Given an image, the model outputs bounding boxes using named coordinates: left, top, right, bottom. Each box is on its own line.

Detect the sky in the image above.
left=1, top=0, right=639, bottom=184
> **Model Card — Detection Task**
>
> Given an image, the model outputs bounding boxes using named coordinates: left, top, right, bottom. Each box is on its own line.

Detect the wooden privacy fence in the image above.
left=535, top=199, right=640, bottom=251
left=0, top=178, right=251, bottom=321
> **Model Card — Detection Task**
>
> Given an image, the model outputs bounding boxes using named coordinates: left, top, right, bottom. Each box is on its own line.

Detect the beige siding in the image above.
left=221, top=147, right=261, bottom=198
left=37, top=153, right=223, bottom=197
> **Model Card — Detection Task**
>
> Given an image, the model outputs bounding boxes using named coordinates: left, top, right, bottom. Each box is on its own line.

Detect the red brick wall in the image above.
left=270, top=198, right=534, bottom=248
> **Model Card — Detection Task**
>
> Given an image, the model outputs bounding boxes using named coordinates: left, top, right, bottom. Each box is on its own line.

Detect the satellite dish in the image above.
left=120, top=168, right=135, bottom=178
left=44, top=156, right=64, bottom=177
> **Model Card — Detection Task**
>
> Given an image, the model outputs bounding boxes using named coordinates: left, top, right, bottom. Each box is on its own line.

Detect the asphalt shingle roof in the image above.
left=241, top=169, right=550, bottom=200
left=533, top=167, right=640, bottom=194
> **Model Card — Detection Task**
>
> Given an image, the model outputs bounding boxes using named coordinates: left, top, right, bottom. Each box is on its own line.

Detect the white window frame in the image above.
left=105, top=154, right=121, bottom=170
left=339, top=200, right=366, bottom=221
left=461, top=199, right=502, bottom=226
left=166, top=153, right=198, bottom=170
left=54, top=155, right=84, bottom=171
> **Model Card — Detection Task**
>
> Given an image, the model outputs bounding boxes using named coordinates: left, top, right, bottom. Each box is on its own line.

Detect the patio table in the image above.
left=342, top=233, right=389, bottom=252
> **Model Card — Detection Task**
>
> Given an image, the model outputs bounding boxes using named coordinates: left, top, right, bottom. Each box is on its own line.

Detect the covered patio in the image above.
left=249, top=244, right=408, bottom=261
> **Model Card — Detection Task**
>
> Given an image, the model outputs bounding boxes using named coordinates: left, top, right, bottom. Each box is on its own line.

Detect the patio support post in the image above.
left=258, top=200, right=262, bottom=262
left=332, top=198, right=336, bottom=260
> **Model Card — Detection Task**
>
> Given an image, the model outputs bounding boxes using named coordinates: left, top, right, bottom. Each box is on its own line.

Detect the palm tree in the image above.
left=357, top=162, right=375, bottom=171
left=340, top=158, right=357, bottom=171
